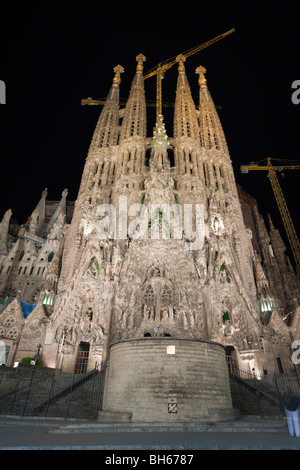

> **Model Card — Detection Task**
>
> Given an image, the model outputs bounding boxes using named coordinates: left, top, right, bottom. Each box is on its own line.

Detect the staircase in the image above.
left=0, top=365, right=105, bottom=419
left=229, top=368, right=300, bottom=416
left=1, top=364, right=299, bottom=421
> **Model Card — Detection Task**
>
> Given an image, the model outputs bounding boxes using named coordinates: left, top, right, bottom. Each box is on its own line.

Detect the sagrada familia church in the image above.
left=0, top=53, right=299, bottom=421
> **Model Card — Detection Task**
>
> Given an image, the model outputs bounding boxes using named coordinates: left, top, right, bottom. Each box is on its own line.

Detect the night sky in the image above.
left=0, top=2, right=299, bottom=265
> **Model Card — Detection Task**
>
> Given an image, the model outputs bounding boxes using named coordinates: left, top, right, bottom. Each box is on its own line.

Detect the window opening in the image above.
left=75, top=342, right=90, bottom=374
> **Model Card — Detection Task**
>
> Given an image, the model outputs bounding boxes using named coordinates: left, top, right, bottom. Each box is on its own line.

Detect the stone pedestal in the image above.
left=100, top=337, right=238, bottom=422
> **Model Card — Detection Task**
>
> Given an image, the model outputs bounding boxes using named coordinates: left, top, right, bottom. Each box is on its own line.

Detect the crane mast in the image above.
left=240, top=158, right=300, bottom=274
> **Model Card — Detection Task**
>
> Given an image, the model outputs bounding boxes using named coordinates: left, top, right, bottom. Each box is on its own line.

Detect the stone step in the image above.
left=49, top=418, right=288, bottom=434
left=0, top=414, right=288, bottom=434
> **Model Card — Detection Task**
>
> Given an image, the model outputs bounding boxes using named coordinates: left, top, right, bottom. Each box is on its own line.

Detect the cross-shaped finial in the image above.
left=113, top=64, right=124, bottom=85
left=136, top=53, right=146, bottom=72
left=195, top=66, right=207, bottom=86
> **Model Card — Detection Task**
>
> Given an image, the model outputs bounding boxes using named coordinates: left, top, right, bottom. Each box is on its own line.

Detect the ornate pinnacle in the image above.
left=113, top=65, right=124, bottom=85
left=176, top=54, right=186, bottom=72
left=136, top=53, right=146, bottom=73
left=152, top=114, right=170, bottom=154
left=195, top=66, right=207, bottom=87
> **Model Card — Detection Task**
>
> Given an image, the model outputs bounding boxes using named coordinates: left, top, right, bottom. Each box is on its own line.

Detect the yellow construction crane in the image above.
left=240, top=158, right=300, bottom=274
left=144, top=28, right=235, bottom=119
left=81, top=98, right=222, bottom=110
left=82, top=29, right=234, bottom=115
left=81, top=98, right=175, bottom=108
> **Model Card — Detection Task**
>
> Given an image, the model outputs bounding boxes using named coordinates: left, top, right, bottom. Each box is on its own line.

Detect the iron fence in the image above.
left=1, top=362, right=300, bottom=420
left=0, top=364, right=106, bottom=419
left=229, top=366, right=300, bottom=416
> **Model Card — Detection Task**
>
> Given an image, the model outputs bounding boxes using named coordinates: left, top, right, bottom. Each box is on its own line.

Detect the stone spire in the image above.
left=44, top=188, right=68, bottom=237
left=113, top=54, right=147, bottom=198
left=78, top=66, right=124, bottom=201
left=0, top=209, right=12, bottom=256
left=119, top=54, right=147, bottom=142
left=29, top=188, right=48, bottom=236
left=196, top=65, right=229, bottom=154
left=173, top=55, right=200, bottom=141
left=89, top=64, right=124, bottom=152
left=59, top=67, right=124, bottom=286
left=268, top=213, right=288, bottom=271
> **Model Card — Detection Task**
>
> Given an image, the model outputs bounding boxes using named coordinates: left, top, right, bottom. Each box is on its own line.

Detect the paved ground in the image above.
left=0, top=416, right=300, bottom=451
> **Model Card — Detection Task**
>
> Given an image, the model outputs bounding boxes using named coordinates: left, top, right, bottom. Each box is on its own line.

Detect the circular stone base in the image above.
left=102, top=337, right=237, bottom=422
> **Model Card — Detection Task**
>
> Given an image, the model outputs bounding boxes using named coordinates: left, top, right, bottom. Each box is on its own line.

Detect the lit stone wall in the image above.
left=102, top=337, right=237, bottom=422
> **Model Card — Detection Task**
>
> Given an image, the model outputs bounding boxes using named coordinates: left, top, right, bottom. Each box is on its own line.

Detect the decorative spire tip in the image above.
left=195, top=66, right=207, bottom=87
left=136, top=54, right=146, bottom=72
left=113, top=65, right=124, bottom=85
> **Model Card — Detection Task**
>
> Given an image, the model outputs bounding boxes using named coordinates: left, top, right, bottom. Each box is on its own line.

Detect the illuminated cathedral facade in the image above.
left=0, top=54, right=299, bottom=378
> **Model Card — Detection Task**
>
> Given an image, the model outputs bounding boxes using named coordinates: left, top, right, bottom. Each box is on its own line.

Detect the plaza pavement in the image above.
left=0, top=416, right=300, bottom=451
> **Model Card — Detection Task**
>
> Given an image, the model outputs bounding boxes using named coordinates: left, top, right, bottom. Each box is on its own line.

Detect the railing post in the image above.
left=22, top=366, right=37, bottom=416
left=274, top=373, right=284, bottom=413
left=65, top=374, right=75, bottom=419
left=294, top=367, right=300, bottom=391
left=88, top=363, right=98, bottom=418
left=44, top=372, right=56, bottom=417
left=9, top=374, right=22, bottom=415
left=252, top=368, right=262, bottom=415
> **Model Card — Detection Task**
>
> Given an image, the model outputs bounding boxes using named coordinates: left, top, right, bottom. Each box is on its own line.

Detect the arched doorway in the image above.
left=225, top=346, right=238, bottom=374
left=74, top=342, right=90, bottom=374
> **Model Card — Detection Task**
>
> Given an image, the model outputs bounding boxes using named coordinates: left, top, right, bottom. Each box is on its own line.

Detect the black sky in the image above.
left=0, top=2, right=299, bottom=265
